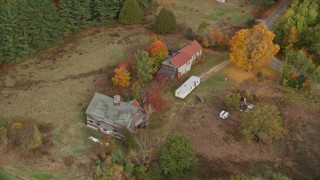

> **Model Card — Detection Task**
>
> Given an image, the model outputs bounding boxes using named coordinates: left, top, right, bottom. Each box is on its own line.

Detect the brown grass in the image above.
left=175, top=66, right=320, bottom=179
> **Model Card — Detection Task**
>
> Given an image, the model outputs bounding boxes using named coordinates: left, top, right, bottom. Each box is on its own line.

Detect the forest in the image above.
left=0, top=0, right=153, bottom=64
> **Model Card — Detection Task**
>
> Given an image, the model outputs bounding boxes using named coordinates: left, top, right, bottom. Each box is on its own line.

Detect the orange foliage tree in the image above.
left=112, top=66, right=131, bottom=88
left=209, top=27, right=228, bottom=47
left=230, top=23, right=280, bottom=71
left=148, top=40, right=169, bottom=69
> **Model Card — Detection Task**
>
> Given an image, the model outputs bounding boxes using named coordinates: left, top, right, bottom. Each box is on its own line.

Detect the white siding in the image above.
left=175, top=76, right=201, bottom=99
left=178, top=58, right=193, bottom=75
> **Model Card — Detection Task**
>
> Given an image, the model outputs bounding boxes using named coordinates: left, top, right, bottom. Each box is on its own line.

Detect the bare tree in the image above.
left=130, top=135, right=152, bottom=166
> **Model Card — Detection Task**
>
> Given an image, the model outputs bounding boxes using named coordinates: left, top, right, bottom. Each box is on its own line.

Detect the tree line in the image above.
left=273, top=0, right=320, bottom=63
left=0, top=0, right=153, bottom=65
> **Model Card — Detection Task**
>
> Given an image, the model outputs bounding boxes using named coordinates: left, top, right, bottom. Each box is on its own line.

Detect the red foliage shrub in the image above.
left=145, top=90, right=167, bottom=111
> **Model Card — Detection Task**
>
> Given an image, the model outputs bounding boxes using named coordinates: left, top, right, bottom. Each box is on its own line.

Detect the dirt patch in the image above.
left=176, top=96, right=275, bottom=178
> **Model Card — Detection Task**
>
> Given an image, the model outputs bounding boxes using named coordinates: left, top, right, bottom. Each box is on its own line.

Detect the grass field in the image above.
left=158, top=0, right=256, bottom=31
left=0, top=25, right=150, bottom=179
left=0, top=0, right=260, bottom=178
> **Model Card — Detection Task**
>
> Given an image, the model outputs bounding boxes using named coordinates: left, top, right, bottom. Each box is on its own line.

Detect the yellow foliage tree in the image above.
left=230, top=23, right=280, bottom=71
left=111, top=67, right=131, bottom=88
left=284, top=26, right=298, bottom=53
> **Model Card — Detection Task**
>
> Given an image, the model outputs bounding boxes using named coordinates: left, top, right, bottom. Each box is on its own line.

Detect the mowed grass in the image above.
left=158, top=0, right=255, bottom=30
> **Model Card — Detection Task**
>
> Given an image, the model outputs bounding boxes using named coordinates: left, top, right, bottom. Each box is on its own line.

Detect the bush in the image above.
left=287, top=74, right=306, bottom=89
left=256, top=71, right=264, bottom=79
left=124, top=162, right=135, bottom=174
left=131, top=81, right=142, bottom=100
left=159, top=134, right=197, bottom=176
left=225, top=93, right=241, bottom=110
left=122, top=128, right=136, bottom=150
left=147, top=164, right=162, bottom=180
left=134, top=165, right=148, bottom=179
left=123, top=93, right=132, bottom=101
left=111, top=149, right=127, bottom=166
left=27, top=124, right=42, bottom=150
left=119, top=0, right=144, bottom=24
left=185, top=27, right=195, bottom=40
left=240, top=103, right=285, bottom=144
left=7, top=120, right=42, bottom=150
left=246, top=18, right=255, bottom=27
left=153, top=8, right=177, bottom=33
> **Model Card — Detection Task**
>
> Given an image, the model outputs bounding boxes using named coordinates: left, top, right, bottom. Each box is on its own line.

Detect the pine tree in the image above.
left=153, top=8, right=177, bottom=33
left=0, top=0, right=30, bottom=64
left=60, top=0, right=92, bottom=33
left=119, top=0, right=144, bottom=24
left=18, top=0, right=64, bottom=49
left=91, top=0, right=124, bottom=24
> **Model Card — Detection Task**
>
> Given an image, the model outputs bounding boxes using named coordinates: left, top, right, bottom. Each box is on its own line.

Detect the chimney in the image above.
left=113, top=95, right=120, bottom=105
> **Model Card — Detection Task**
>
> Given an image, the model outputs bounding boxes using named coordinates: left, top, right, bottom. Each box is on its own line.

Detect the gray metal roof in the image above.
left=85, top=92, right=139, bottom=128
left=176, top=76, right=200, bottom=94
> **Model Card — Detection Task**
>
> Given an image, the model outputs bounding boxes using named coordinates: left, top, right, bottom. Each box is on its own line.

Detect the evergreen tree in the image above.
left=119, top=0, right=144, bottom=24
left=18, top=0, right=64, bottom=49
left=153, top=8, right=177, bottom=33
left=91, top=0, right=124, bottom=24
left=60, top=0, right=91, bottom=33
left=0, top=0, right=30, bottom=64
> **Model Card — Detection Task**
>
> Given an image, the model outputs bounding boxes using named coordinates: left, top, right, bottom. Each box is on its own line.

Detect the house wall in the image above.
left=86, top=114, right=122, bottom=134
left=87, top=112, right=148, bottom=136
left=177, top=50, right=202, bottom=76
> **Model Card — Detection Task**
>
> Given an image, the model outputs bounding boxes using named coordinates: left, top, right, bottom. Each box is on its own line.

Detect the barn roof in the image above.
left=85, top=92, right=139, bottom=129
left=171, top=40, right=202, bottom=68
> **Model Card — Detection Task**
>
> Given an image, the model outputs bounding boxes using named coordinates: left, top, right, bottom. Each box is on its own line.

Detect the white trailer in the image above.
left=175, top=76, right=200, bottom=99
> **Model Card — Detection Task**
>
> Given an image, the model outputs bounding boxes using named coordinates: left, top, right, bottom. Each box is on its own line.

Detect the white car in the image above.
left=89, top=136, right=99, bottom=143
left=220, top=111, right=229, bottom=119
left=89, top=136, right=109, bottom=146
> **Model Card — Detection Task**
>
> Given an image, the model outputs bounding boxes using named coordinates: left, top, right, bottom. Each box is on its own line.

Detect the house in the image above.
left=175, top=76, right=200, bottom=99
left=158, top=40, right=202, bottom=79
left=85, top=92, right=148, bottom=138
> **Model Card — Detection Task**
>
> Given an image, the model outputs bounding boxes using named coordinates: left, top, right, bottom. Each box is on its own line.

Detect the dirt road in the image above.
left=199, top=60, right=230, bottom=81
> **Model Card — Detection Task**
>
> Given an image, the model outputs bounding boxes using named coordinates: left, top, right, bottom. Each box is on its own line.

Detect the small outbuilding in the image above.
left=175, top=76, right=200, bottom=99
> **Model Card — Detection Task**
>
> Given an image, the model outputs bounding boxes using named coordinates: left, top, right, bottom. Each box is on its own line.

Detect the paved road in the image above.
left=265, top=0, right=290, bottom=30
